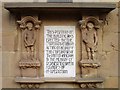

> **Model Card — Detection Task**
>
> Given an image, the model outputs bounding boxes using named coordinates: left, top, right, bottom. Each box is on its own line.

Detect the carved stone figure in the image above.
left=23, top=22, right=35, bottom=59
left=79, top=17, right=101, bottom=61
left=83, top=21, right=98, bottom=60
left=24, top=22, right=35, bottom=52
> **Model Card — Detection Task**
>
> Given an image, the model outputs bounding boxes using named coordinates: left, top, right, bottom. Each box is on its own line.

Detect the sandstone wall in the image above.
left=1, top=1, right=119, bottom=88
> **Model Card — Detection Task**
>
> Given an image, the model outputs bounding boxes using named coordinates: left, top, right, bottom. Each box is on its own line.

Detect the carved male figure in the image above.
left=23, top=22, right=36, bottom=58
left=83, top=22, right=98, bottom=60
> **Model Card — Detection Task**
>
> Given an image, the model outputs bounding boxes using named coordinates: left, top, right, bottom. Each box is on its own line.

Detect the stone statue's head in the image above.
left=26, top=22, right=34, bottom=31
left=86, top=22, right=94, bottom=30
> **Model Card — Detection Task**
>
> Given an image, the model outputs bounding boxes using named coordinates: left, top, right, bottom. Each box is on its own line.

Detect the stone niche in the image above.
left=17, top=16, right=41, bottom=77
left=4, top=2, right=116, bottom=88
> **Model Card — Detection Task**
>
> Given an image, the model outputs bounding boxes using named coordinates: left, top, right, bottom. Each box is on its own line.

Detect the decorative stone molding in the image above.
left=15, top=77, right=104, bottom=88
left=79, top=83, right=102, bottom=88
left=20, top=83, right=40, bottom=88
left=77, top=77, right=104, bottom=88
left=19, top=60, right=40, bottom=69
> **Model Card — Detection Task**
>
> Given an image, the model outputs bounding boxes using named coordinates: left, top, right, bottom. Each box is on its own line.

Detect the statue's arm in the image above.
left=31, top=31, right=36, bottom=45
left=94, top=31, right=98, bottom=46
left=23, top=30, right=29, bottom=46
left=82, top=29, right=88, bottom=43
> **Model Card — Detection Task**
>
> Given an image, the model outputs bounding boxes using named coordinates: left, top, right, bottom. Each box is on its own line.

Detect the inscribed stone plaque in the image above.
left=44, top=26, right=76, bottom=78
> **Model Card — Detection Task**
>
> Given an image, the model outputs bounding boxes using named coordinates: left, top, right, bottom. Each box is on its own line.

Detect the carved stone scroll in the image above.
left=17, top=16, right=41, bottom=77
left=79, top=17, right=102, bottom=78
left=20, top=83, right=40, bottom=88
left=79, top=83, right=102, bottom=88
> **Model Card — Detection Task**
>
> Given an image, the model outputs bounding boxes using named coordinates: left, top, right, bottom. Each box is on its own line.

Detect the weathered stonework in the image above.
left=79, top=17, right=102, bottom=79
left=20, top=83, right=40, bottom=88
left=79, top=83, right=102, bottom=88
left=17, top=16, right=41, bottom=77
left=2, top=1, right=119, bottom=89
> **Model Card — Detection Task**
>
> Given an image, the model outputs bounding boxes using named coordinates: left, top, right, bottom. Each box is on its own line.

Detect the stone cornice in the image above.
left=4, top=2, right=116, bottom=14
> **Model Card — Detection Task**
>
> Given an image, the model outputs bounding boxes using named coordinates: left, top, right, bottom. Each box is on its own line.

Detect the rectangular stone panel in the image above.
left=44, top=26, right=76, bottom=78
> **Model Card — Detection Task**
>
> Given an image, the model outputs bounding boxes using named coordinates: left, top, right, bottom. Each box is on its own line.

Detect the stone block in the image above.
left=2, top=52, right=20, bottom=77
left=103, top=32, right=118, bottom=52
left=43, top=83, right=74, bottom=88
left=0, top=33, right=2, bottom=52
left=119, top=52, right=120, bottom=77
left=103, top=9, right=118, bottom=33
left=98, top=51, right=118, bottom=77
left=119, top=76, right=120, bottom=89
left=2, top=52, right=11, bottom=77
left=104, top=77, right=118, bottom=88
left=2, top=77, right=20, bottom=88
left=0, top=78, right=1, bottom=88
left=98, top=52, right=110, bottom=77
left=2, top=0, right=34, bottom=2
left=74, top=0, right=118, bottom=2
left=39, top=83, right=46, bottom=88
left=108, top=51, right=118, bottom=77
left=2, top=31, right=17, bottom=51
left=0, top=52, right=2, bottom=77
left=2, top=9, right=10, bottom=30
left=2, top=8, right=17, bottom=52
left=21, top=68, right=38, bottom=77
left=81, top=68, right=98, bottom=78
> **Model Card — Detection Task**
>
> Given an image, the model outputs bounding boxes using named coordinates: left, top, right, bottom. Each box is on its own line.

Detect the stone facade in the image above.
left=1, top=0, right=119, bottom=2
left=1, top=0, right=119, bottom=89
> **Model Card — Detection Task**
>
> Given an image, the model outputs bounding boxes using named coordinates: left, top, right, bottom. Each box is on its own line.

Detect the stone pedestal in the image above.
left=79, top=59, right=101, bottom=78
left=19, top=59, right=40, bottom=77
